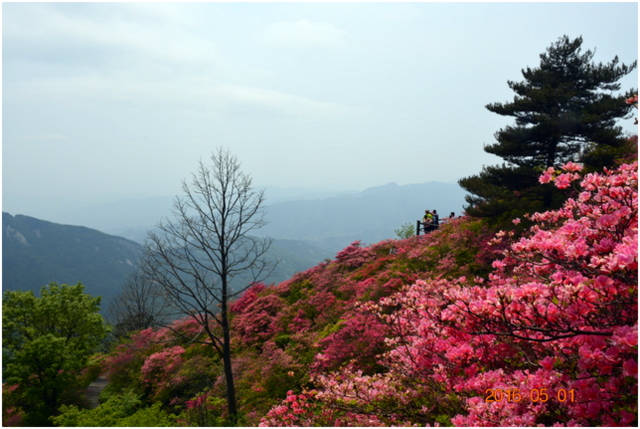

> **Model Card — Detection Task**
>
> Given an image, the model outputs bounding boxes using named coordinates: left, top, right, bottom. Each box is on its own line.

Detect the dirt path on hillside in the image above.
left=85, top=376, right=109, bottom=409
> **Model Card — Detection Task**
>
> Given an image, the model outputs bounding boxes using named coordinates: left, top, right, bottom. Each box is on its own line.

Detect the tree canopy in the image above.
left=2, top=282, right=109, bottom=426
left=459, top=35, right=637, bottom=223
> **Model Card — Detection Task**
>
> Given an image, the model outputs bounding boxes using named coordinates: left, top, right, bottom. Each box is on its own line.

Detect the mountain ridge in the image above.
left=256, top=181, right=466, bottom=252
left=22, top=181, right=465, bottom=253
left=2, top=212, right=143, bottom=307
left=2, top=212, right=332, bottom=309
left=4, top=181, right=463, bottom=240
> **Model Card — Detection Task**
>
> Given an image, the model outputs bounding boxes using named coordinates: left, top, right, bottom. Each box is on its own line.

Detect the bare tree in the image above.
left=139, top=148, right=274, bottom=425
left=107, top=270, right=172, bottom=339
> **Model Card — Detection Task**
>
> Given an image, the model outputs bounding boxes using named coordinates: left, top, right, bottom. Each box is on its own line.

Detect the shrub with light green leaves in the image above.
left=394, top=222, right=416, bottom=239
left=52, top=390, right=175, bottom=427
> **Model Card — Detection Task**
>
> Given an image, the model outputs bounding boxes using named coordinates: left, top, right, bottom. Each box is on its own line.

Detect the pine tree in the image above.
left=459, top=35, right=636, bottom=222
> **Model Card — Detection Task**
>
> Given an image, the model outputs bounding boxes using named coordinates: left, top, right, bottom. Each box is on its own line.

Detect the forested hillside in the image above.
left=2, top=212, right=142, bottom=306
left=2, top=213, right=332, bottom=310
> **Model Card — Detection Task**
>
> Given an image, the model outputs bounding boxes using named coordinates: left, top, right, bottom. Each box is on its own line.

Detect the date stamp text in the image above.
left=485, top=388, right=576, bottom=403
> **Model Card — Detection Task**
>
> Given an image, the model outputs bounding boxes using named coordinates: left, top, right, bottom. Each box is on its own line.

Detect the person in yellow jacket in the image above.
left=422, top=210, right=434, bottom=233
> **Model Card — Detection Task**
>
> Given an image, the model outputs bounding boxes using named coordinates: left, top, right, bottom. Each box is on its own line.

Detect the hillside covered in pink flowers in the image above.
left=12, top=159, right=633, bottom=427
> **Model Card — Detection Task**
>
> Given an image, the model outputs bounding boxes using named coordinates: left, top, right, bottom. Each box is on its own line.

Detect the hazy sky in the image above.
left=3, top=2, right=638, bottom=216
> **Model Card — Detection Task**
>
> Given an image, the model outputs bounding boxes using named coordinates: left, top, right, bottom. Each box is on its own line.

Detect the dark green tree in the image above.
left=2, top=283, right=109, bottom=426
left=459, top=35, right=637, bottom=223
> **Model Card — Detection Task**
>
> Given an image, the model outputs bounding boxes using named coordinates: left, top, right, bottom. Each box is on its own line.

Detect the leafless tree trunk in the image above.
left=107, top=270, right=172, bottom=339
left=139, top=148, right=274, bottom=425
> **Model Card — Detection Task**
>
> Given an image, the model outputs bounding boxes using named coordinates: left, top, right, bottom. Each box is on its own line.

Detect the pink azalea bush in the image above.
left=101, top=162, right=636, bottom=426
left=140, top=345, right=186, bottom=400
left=262, top=162, right=638, bottom=426
left=222, top=216, right=497, bottom=424
left=176, top=390, right=228, bottom=426
left=101, top=315, right=222, bottom=415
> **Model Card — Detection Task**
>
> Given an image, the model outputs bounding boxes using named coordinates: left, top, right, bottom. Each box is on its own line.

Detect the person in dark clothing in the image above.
left=432, top=210, right=440, bottom=228
left=441, top=211, right=455, bottom=225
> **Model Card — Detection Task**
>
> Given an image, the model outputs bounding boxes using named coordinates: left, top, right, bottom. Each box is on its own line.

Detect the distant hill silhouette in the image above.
left=256, top=182, right=467, bottom=253
left=35, top=182, right=466, bottom=254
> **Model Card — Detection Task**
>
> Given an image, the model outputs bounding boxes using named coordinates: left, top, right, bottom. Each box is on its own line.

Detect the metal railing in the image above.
left=416, top=220, right=439, bottom=235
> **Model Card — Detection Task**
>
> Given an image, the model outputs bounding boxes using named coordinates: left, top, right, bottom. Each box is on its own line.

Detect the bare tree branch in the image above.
left=137, top=148, right=274, bottom=425
left=107, top=270, right=173, bottom=339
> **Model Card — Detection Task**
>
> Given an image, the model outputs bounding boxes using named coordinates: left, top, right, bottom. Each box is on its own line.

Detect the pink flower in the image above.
left=492, top=260, right=506, bottom=269
left=619, top=409, right=637, bottom=425
left=560, top=161, right=583, bottom=172
left=613, top=325, right=638, bottom=349
left=554, top=173, right=573, bottom=189
left=539, top=356, right=556, bottom=371
left=539, top=167, right=556, bottom=184
left=623, top=359, right=637, bottom=378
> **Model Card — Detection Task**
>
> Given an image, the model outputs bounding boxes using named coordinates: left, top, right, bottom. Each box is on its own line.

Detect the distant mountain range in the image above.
left=2, top=212, right=332, bottom=310
left=28, top=181, right=467, bottom=253
left=256, top=181, right=467, bottom=252
left=2, top=181, right=466, bottom=308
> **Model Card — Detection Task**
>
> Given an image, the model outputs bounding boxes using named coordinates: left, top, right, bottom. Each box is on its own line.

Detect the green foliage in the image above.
left=175, top=394, right=228, bottom=427
left=318, top=319, right=346, bottom=340
left=52, top=390, right=175, bottom=427
left=53, top=391, right=140, bottom=427
left=394, top=222, right=415, bottom=239
left=582, top=134, right=639, bottom=172
left=281, top=278, right=312, bottom=305
left=79, top=354, right=107, bottom=387
left=262, top=363, right=304, bottom=400
left=274, top=333, right=292, bottom=349
left=118, top=402, right=176, bottom=427
left=2, top=282, right=110, bottom=426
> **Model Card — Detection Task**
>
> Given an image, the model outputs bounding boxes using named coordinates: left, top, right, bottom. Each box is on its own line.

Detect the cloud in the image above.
left=9, top=134, right=70, bottom=142
left=3, top=3, right=232, bottom=80
left=4, top=5, right=357, bottom=119
left=210, top=82, right=359, bottom=117
left=8, top=70, right=357, bottom=120
left=259, top=20, right=349, bottom=49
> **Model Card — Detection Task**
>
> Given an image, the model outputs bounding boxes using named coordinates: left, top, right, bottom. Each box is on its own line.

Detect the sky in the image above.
left=2, top=1, right=638, bottom=218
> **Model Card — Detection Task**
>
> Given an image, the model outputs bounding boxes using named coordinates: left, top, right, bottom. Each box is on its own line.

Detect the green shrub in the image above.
left=52, top=390, right=175, bottom=427
left=117, top=402, right=176, bottom=427
left=394, top=222, right=416, bottom=239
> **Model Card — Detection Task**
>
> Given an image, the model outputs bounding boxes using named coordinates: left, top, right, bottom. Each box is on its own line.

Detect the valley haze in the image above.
left=2, top=180, right=465, bottom=311
left=3, top=181, right=466, bottom=254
